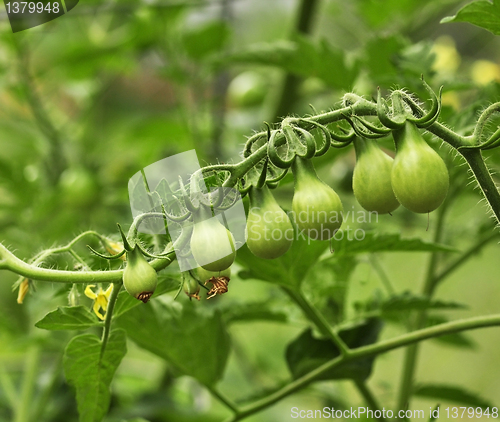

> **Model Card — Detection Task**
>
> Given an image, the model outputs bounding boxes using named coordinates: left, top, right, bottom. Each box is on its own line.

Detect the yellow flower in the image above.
left=17, top=278, right=29, bottom=304
left=104, top=240, right=126, bottom=261
left=84, top=284, right=113, bottom=320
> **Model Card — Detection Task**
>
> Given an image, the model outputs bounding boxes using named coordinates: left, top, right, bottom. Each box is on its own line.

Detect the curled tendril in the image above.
left=342, top=113, right=388, bottom=139
left=164, top=208, right=191, bottom=223
left=244, top=131, right=267, bottom=158
left=458, top=127, right=500, bottom=151
left=266, top=167, right=288, bottom=184
left=298, top=119, right=332, bottom=156
left=87, top=245, right=126, bottom=260
left=401, top=77, right=443, bottom=128
left=351, top=115, right=391, bottom=135
left=135, top=242, right=173, bottom=260
left=475, top=103, right=500, bottom=139
left=267, top=129, right=295, bottom=169
left=377, top=87, right=405, bottom=129
left=256, top=158, right=269, bottom=189
left=292, top=126, right=317, bottom=158
left=329, top=125, right=355, bottom=147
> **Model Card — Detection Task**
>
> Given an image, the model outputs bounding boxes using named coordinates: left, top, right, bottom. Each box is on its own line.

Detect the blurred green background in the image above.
left=1, top=0, right=500, bottom=420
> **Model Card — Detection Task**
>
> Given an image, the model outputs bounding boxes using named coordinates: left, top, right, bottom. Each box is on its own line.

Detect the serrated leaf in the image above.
left=441, top=0, right=500, bottom=36
left=414, top=384, right=494, bottom=409
left=35, top=306, right=101, bottom=331
left=381, top=292, right=466, bottom=314
left=286, top=318, right=382, bottom=381
left=236, top=231, right=328, bottom=288
left=221, top=301, right=288, bottom=324
left=303, top=256, right=358, bottom=324
left=64, top=329, right=127, bottom=422
left=216, top=35, right=358, bottom=90
left=331, top=232, right=456, bottom=256
left=116, top=297, right=230, bottom=386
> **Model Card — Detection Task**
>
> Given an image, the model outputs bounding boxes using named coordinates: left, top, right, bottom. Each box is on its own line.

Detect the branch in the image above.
left=223, top=314, right=500, bottom=422
left=0, top=242, right=174, bottom=284
left=100, top=283, right=122, bottom=359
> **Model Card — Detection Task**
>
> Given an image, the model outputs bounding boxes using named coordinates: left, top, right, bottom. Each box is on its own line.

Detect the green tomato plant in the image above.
left=2, top=78, right=500, bottom=422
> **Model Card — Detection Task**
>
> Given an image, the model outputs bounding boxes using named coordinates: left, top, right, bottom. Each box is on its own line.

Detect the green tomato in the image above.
left=59, top=166, right=98, bottom=207
left=123, top=246, right=158, bottom=303
left=352, top=138, right=400, bottom=214
left=391, top=121, right=449, bottom=213
left=190, top=206, right=236, bottom=272
left=246, top=185, right=293, bottom=259
left=228, top=71, right=267, bottom=107
left=182, top=272, right=201, bottom=300
left=197, top=266, right=231, bottom=284
left=291, top=157, right=343, bottom=240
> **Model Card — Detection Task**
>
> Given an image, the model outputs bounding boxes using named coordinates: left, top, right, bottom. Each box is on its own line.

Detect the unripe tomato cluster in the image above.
left=121, top=119, right=449, bottom=303
left=242, top=121, right=449, bottom=261
left=353, top=121, right=448, bottom=214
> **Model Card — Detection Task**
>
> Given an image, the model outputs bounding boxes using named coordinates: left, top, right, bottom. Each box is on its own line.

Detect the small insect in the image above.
left=205, top=276, right=230, bottom=299
left=136, top=291, right=154, bottom=303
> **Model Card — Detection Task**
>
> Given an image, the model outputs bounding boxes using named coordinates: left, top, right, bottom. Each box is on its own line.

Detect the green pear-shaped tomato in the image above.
left=246, top=185, right=293, bottom=259
left=197, top=266, right=231, bottom=284
left=291, top=156, right=343, bottom=240
left=391, top=121, right=449, bottom=213
left=183, top=272, right=201, bottom=300
left=123, top=246, right=158, bottom=303
left=190, top=206, right=236, bottom=272
left=352, top=138, right=400, bottom=214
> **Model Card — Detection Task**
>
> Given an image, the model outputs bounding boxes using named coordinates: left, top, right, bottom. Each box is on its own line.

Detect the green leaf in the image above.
left=303, top=256, right=358, bottom=324
left=426, top=316, right=476, bottom=349
left=286, top=318, right=382, bottom=381
left=35, top=306, right=101, bottom=331
left=414, top=384, right=494, bottom=409
left=381, top=292, right=467, bottom=314
left=236, top=231, right=328, bottom=288
left=64, top=329, right=127, bottom=422
left=116, top=297, right=230, bottom=386
left=331, top=232, right=456, bottom=256
left=441, top=0, right=500, bottom=36
left=221, top=301, right=288, bottom=324
left=216, top=35, right=359, bottom=90
left=363, top=35, right=407, bottom=84
left=183, top=21, right=231, bottom=60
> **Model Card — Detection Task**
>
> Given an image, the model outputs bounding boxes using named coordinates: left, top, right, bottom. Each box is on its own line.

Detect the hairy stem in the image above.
left=0, top=242, right=174, bottom=284
left=460, top=149, right=500, bottom=225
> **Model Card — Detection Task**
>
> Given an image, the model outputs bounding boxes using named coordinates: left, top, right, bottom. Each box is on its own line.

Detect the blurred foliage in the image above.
left=1, top=0, right=500, bottom=421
